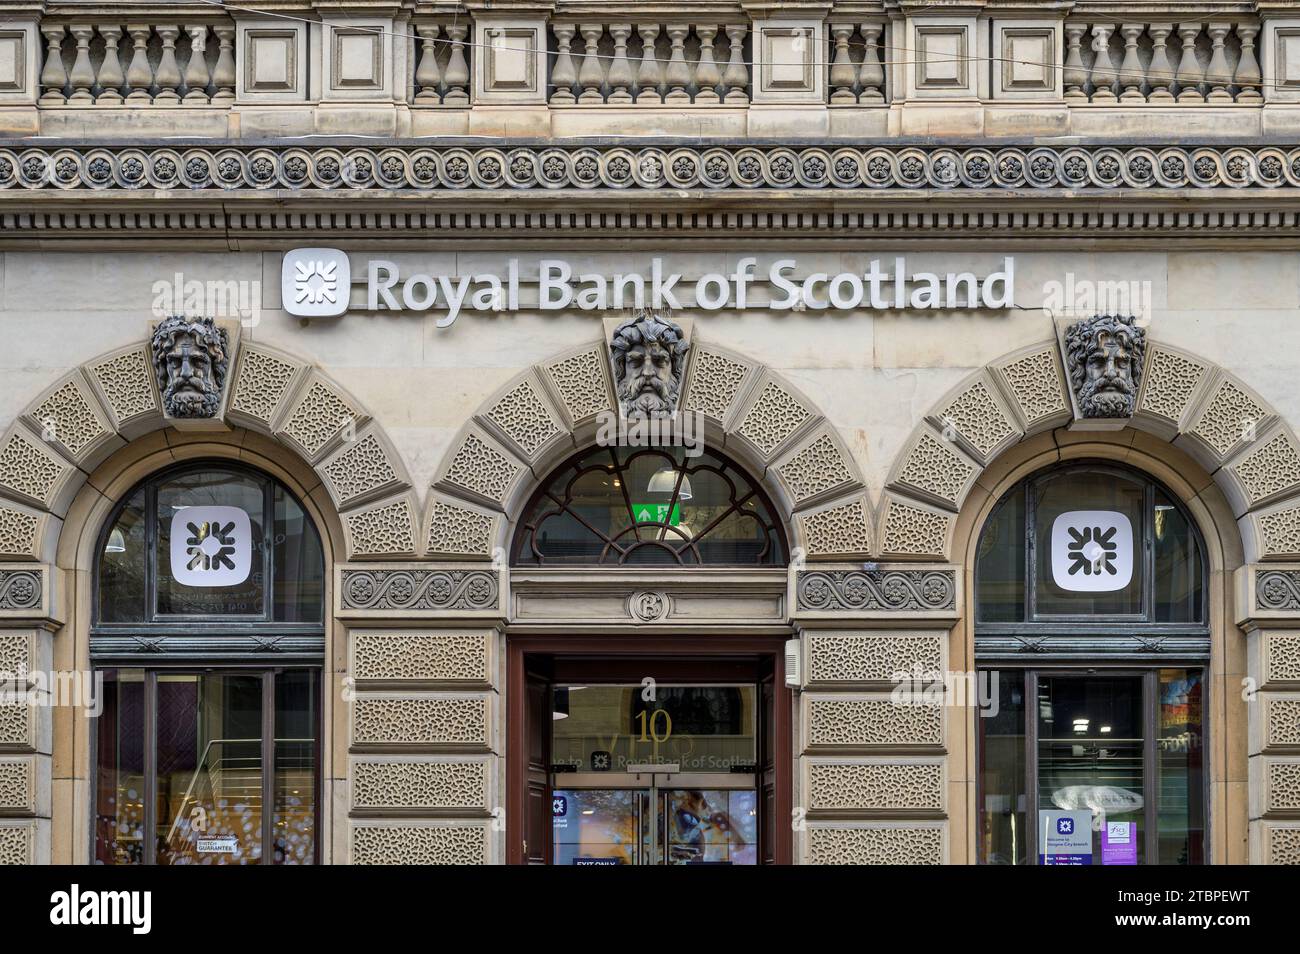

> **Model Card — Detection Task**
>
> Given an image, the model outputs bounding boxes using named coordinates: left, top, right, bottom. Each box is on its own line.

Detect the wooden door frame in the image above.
left=506, top=633, right=794, bottom=865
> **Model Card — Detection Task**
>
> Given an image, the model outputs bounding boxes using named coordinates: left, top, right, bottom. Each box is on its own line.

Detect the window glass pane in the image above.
left=272, top=486, right=324, bottom=622
left=274, top=670, right=318, bottom=865
left=1153, top=491, right=1203, bottom=622
left=97, top=489, right=147, bottom=623
left=1034, top=471, right=1144, bottom=617
left=94, top=668, right=146, bottom=864
left=662, top=789, right=758, bottom=865
left=1158, top=669, right=1205, bottom=864
left=156, top=471, right=265, bottom=616
left=516, top=447, right=784, bottom=566
left=979, top=670, right=1027, bottom=864
left=976, top=485, right=1026, bottom=622
left=156, top=673, right=264, bottom=865
left=1036, top=676, right=1145, bottom=865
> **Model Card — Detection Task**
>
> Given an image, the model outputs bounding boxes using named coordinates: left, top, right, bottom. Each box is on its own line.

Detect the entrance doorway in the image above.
left=507, top=637, right=792, bottom=865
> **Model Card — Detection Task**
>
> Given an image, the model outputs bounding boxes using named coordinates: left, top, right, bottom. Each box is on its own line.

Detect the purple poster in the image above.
left=1101, top=821, right=1138, bottom=865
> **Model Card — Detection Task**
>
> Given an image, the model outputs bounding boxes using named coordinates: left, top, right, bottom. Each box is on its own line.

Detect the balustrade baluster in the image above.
left=95, top=26, right=125, bottom=104
left=577, top=24, right=606, bottom=102
left=1118, top=24, right=1145, bottom=101
left=607, top=24, right=634, bottom=103
left=1147, top=24, right=1175, bottom=101
left=664, top=24, right=691, bottom=102
left=550, top=24, right=578, bottom=104
left=829, top=24, right=856, bottom=103
left=154, top=26, right=182, bottom=103
left=858, top=24, right=884, bottom=103
left=722, top=24, right=748, bottom=104
left=1236, top=24, right=1263, bottom=103
left=694, top=26, right=721, bottom=103
left=1175, top=23, right=1204, bottom=102
left=415, top=25, right=443, bottom=102
left=39, top=25, right=67, bottom=104
left=184, top=24, right=211, bottom=103
left=124, top=25, right=153, bottom=103
left=212, top=26, right=236, bottom=103
left=1063, top=24, right=1087, bottom=101
left=1204, top=24, right=1233, bottom=102
left=443, top=24, right=469, bottom=104
left=1088, top=25, right=1118, bottom=101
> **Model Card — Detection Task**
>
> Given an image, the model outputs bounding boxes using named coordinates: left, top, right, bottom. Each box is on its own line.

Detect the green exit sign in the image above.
left=632, top=503, right=681, bottom=526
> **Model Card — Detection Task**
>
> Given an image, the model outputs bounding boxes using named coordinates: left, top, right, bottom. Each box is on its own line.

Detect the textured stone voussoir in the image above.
left=317, top=424, right=411, bottom=512
left=679, top=340, right=760, bottom=429
left=770, top=424, right=864, bottom=515
left=1219, top=425, right=1300, bottom=518
left=876, top=493, right=955, bottom=562
left=1176, top=371, right=1277, bottom=473
left=83, top=344, right=164, bottom=440
left=423, top=492, right=502, bottom=561
left=226, top=341, right=311, bottom=434
left=273, top=370, right=370, bottom=464
left=727, top=369, right=822, bottom=466
left=474, top=369, right=572, bottom=474
left=0, top=424, right=83, bottom=518
left=340, top=492, right=421, bottom=561
left=885, top=424, right=981, bottom=513
left=1133, top=342, right=1215, bottom=443
left=19, top=370, right=123, bottom=471
left=432, top=424, right=529, bottom=514
left=795, top=493, right=873, bottom=561
left=988, top=341, right=1071, bottom=435
left=925, top=370, right=1022, bottom=466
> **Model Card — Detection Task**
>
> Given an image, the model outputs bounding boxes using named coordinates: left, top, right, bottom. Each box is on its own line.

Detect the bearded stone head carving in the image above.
left=151, top=315, right=230, bottom=419
left=610, top=311, right=689, bottom=420
left=1064, top=313, right=1146, bottom=418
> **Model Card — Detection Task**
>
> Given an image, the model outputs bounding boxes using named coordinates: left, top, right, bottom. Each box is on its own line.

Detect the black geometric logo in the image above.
left=185, top=520, right=238, bottom=572
left=1064, top=525, right=1118, bottom=576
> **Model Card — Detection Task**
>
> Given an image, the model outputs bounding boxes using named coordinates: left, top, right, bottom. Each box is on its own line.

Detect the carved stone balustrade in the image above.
left=36, top=20, right=235, bottom=107
left=1063, top=19, right=1263, bottom=104
left=828, top=21, right=888, bottom=104
left=412, top=19, right=471, bottom=106
left=547, top=21, right=750, bottom=105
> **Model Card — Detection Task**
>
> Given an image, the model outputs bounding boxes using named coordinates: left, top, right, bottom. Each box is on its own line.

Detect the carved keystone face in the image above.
left=151, top=315, right=229, bottom=419
left=1065, top=314, right=1145, bottom=419
left=610, top=312, right=688, bottom=421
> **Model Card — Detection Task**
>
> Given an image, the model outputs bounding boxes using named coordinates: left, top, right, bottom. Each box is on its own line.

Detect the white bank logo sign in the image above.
left=281, top=248, right=1017, bottom=324
left=1050, top=510, right=1134, bottom=592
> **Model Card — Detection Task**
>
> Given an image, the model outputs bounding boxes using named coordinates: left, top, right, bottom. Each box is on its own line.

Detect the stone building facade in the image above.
left=0, top=0, right=1298, bottom=866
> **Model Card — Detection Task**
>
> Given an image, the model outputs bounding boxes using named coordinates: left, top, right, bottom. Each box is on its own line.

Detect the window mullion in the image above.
left=143, top=670, right=158, bottom=866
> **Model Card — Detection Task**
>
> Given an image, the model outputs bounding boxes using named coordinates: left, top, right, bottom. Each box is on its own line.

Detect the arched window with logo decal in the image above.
left=92, top=462, right=324, bottom=866
left=974, top=463, right=1209, bottom=867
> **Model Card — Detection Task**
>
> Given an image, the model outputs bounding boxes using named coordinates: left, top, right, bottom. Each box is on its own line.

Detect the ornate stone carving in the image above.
left=441, top=432, right=523, bottom=507
left=279, top=379, right=360, bottom=460
left=776, top=433, right=857, bottom=506
left=1230, top=432, right=1300, bottom=508
left=0, top=430, right=67, bottom=510
left=1064, top=314, right=1146, bottom=418
left=609, top=311, right=689, bottom=420
left=321, top=433, right=403, bottom=509
left=798, top=498, right=873, bottom=558
left=682, top=346, right=752, bottom=422
left=1263, top=633, right=1300, bottom=685
left=543, top=346, right=612, bottom=425
left=1269, top=826, right=1300, bottom=864
left=934, top=378, right=1018, bottom=461
left=0, top=508, right=40, bottom=560
left=1256, top=506, right=1300, bottom=560
left=628, top=590, right=669, bottom=622
left=993, top=346, right=1069, bottom=429
left=28, top=377, right=111, bottom=460
left=343, top=499, right=417, bottom=559
left=351, top=630, right=490, bottom=683
left=736, top=380, right=813, bottom=458
left=150, top=315, right=229, bottom=419
left=1137, top=345, right=1209, bottom=432
left=1189, top=378, right=1269, bottom=461
left=483, top=378, right=562, bottom=460
left=1266, top=760, right=1300, bottom=812
left=1255, top=570, right=1300, bottom=611
left=0, top=702, right=32, bottom=747
left=879, top=497, right=952, bottom=559
left=806, top=825, right=943, bottom=865
left=87, top=346, right=159, bottom=431
left=806, top=760, right=943, bottom=812
left=805, top=631, right=944, bottom=686
left=0, top=759, right=33, bottom=813
left=0, top=569, right=42, bottom=611
left=1266, top=698, right=1300, bottom=748
left=0, top=824, right=33, bottom=865
left=229, top=346, right=304, bottom=429
left=351, top=759, right=489, bottom=811
left=805, top=695, right=944, bottom=747
left=797, top=569, right=956, bottom=612
left=340, top=568, right=499, bottom=612
left=351, top=694, right=488, bottom=746
left=891, top=431, right=977, bottom=510
left=351, top=823, right=487, bottom=865
left=425, top=500, right=496, bottom=558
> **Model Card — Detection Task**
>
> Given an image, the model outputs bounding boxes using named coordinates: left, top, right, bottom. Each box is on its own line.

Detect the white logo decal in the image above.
left=1050, top=510, right=1134, bottom=592
left=169, top=506, right=252, bottom=587
left=282, top=247, right=350, bottom=317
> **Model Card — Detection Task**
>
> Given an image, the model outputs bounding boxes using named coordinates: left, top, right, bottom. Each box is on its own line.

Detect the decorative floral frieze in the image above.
left=340, top=568, right=499, bottom=613
left=796, top=569, right=955, bottom=613
left=1258, top=570, right=1300, bottom=612
left=0, top=144, right=1295, bottom=193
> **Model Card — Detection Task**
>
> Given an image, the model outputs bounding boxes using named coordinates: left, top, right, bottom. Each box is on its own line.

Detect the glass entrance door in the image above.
left=548, top=683, right=760, bottom=865
left=552, top=771, right=758, bottom=865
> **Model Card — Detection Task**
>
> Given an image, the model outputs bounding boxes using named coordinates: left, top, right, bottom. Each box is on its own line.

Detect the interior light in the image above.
left=582, top=810, right=595, bottom=815
left=647, top=466, right=693, bottom=500
left=1100, top=725, right=1112, bottom=734
left=104, top=527, right=126, bottom=554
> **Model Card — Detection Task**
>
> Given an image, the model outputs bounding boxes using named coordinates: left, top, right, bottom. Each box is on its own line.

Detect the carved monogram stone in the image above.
left=340, top=569, right=499, bottom=612
left=796, top=570, right=956, bottom=612
left=150, top=315, right=230, bottom=419
left=609, top=311, right=689, bottom=421
left=1064, top=314, right=1146, bottom=418
left=628, top=590, right=669, bottom=622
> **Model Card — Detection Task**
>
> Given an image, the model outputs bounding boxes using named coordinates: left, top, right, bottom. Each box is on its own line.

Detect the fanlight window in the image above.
left=512, top=446, right=786, bottom=566
left=976, top=464, right=1205, bottom=625
left=97, top=463, right=324, bottom=624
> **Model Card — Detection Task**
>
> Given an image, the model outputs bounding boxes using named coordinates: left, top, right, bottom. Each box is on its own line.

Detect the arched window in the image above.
left=512, top=446, right=786, bottom=566
left=974, top=464, right=1209, bottom=866
left=92, top=462, right=324, bottom=866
